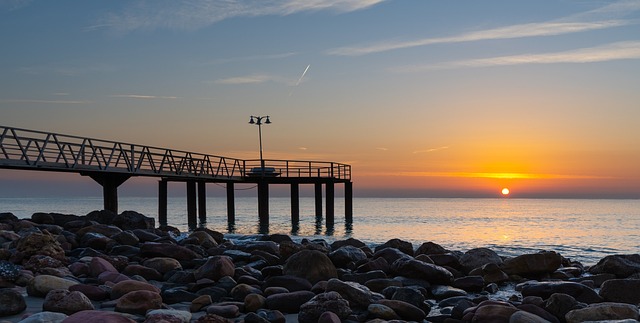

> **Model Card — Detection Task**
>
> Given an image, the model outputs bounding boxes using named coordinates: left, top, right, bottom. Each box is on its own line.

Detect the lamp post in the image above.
left=248, top=115, right=271, bottom=172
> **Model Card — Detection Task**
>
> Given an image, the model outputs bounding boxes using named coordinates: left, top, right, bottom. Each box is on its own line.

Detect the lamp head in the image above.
left=249, top=117, right=255, bottom=124
left=265, top=116, right=271, bottom=124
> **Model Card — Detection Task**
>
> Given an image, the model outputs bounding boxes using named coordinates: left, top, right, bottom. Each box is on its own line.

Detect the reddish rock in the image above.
left=64, top=309, right=136, bottom=323
left=115, top=290, right=163, bottom=315
left=284, top=250, right=337, bottom=284
left=143, top=257, right=183, bottom=274
left=122, top=264, right=162, bottom=281
left=15, top=232, right=66, bottom=263
left=42, top=289, right=94, bottom=315
left=69, top=284, right=110, bottom=301
left=111, top=279, right=161, bottom=300
left=89, top=256, right=119, bottom=277
left=98, top=271, right=131, bottom=284
left=194, top=256, right=235, bottom=281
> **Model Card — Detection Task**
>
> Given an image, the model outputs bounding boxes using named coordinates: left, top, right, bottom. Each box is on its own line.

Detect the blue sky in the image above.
left=1, top=0, right=640, bottom=198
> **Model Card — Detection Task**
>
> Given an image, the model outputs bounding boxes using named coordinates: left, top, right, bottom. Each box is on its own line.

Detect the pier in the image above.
left=0, top=125, right=352, bottom=231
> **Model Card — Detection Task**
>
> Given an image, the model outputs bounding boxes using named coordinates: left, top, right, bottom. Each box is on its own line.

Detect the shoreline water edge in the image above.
left=1, top=210, right=640, bottom=322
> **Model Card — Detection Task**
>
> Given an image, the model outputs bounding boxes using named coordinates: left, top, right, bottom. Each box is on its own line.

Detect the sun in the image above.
left=501, top=188, right=510, bottom=196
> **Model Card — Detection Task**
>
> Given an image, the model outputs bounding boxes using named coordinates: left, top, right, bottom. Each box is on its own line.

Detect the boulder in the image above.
left=589, top=254, right=640, bottom=278
left=367, top=303, right=400, bottom=320
left=283, top=250, right=337, bottom=284
left=263, top=275, right=312, bottom=292
left=464, top=301, right=519, bottom=322
left=509, top=310, right=554, bottom=323
left=600, top=279, right=640, bottom=304
left=298, top=291, right=352, bottom=323
left=520, top=281, right=603, bottom=304
left=69, top=284, right=110, bottom=301
left=376, top=299, right=426, bottom=321
left=328, top=245, right=368, bottom=267
left=111, top=279, right=161, bottom=299
left=122, top=264, right=162, bottom=281
left=265, top=290, right=316, bottom=313
left=89, top=256, right=119, bottom=277
left=146, top=309, right=192, bottom=323
left=42, top=289, right=94, bottom=315
left=16, top=311, right=68, bottom=323
left=0, top=288, right=26, bottom=316
left=326, top=278, right=376, bottom=308
left=64, top=310, right=136, bottom=322
left=374, top=238, right=414, bottom=256
left=143, top=257, right=182, bottom=274
left=194, top=256, right=235, bottom=281
left=459, top=248, right=503, bottom=273
left=206, top=304, right=240, bottom=318
left=544, top=293, right=585, bottom=321
left=16, top=232, right=66, bottom=262
left=415, top=241, right=449, bottom=256
left=502, top=251, right=563, bottom=277
left=565, top=302, right=640, bottom=323
left=452, top=275, right=485, bottom=292
left=140, top=242, right=200, bottom=261
left=27, top=274, right=79, bottom=297
left=430, top=285, right=467, bottom=300
left=113, top=210, right=155, bottom=230
left=392, top=258, right=454, bottom=285
left=115, top=290, right=163, bottom=315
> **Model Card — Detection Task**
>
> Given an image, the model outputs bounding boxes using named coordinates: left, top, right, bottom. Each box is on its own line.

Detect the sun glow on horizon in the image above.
left=502, top=188, right=510, bottom=195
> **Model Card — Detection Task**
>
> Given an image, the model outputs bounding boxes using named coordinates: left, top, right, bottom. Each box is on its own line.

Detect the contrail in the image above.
left=295, top=64, right=310, bottom=86
left=289, top=64, right=311, bottom=97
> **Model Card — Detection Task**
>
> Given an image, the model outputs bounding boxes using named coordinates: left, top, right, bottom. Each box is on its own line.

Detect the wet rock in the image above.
left=189, top=231, right=219, bottom=249
left=520, top=281, right=603, bottom=304
left=115, top=290, right=163, bottom=315
left=298, top=291, right=352, bottom=323
left=17, top=311, right=68, bottom=323
left=415, top=241, right=449, bottom=256
left=265, top=290, right=315, bottom=313
left=565, top=302, right=640, bottom=323
left=600, top=279, right=640, bottom=304
left=459, top=248, right=503, bottom=273
left=42, top=289, right=94, bottom=315
left=230, top=283, right=262, bottom=301
left=326, top=278, right=376, bottom=308
left=111, top=279, right=161, bottom=299
left=391, top=286, right=426, bottom=309
left=111, top=231, right=140, bottom=246
left=356, top=257, right=391, bottom=274
left=0, top=259, right=22, bottom=283
left=509, top=310, right=553, bottom=323
left=263, top=274, right=312, bottom=292
left=464, top=301, right=519, bottom=322
left=543, top=293, right=585, bottom=321
left=27, top=274, right=79, bottom=297
left=329, top=245, right=368, bottom=267
left=372, top=247, right=411, bottom=265
left=392, top=258, right=454, bottom=285
left=452, top=275, right=485, bottom=292
left=244, top=293, right=266, bottom=312
left=162, top=287, right=199, bottom=304
left=330, top=238, right=367, bottom=251
left=364, top=278, right=402, bottom=293
left=430, top=285, right=468, bottom=300
left=0, top=288, right=26, bottom=316
left=518, top=304, right=560, bottom=323
left=428, top=253, right=462, bottom=269
left=589, top=254, right=640, bottom=278
left=64, top=309, right=136, bottom=322
left=502, top=251, right=563, bottom=277
left=283, top=250, right=337, bottom=284
left=75, top=224, right=122, bottom=239
left=194, top=256, right=235, bottom=281
left=479, top=262, right=510, bottom=284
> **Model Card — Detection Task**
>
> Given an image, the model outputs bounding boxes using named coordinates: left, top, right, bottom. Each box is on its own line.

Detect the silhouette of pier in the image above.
left=0, top=125, right=352, bottom=231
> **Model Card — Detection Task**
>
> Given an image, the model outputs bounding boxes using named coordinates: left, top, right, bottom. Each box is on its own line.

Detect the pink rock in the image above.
left=111, top=280, right=161, bottom=300
left=64, top=309, right=136, bottom=322
left=90, top=257, right=118, bottom=277
left=42, top=289, right=94, bottom=315
left=69, top=284, right=110, bottom=301
left=98, top=271, right=131, bottom=284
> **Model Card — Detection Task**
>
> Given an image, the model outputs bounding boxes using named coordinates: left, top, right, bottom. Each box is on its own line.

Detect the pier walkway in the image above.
left=0, top=125, right=352, bottom=230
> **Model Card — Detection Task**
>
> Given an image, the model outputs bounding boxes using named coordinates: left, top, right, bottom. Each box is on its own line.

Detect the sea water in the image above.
left=1, top=197, right=639, bottom=265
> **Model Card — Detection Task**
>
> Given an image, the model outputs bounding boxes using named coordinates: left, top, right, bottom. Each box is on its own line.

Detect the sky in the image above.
left=1, top=0, right=640, bottom=199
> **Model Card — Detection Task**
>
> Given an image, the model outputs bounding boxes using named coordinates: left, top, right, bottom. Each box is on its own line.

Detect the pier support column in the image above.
left=187, top=181, right=197, bottom=229
left=227, top=183, right=235, bottom=224
left=326, top=182, right=334, bottom=226
left=291, top=183, right=299, bottom=223
left=198, top=181, right=206, bottom=224
left=345, top=181, right=353, bottom=223
left=258, top=181, right=269, bottom=225
left=158, top=179, right=168, bottom=226
left=314, top=182, right=323, bottom=219
left=88, top=173, right=131, bottom=214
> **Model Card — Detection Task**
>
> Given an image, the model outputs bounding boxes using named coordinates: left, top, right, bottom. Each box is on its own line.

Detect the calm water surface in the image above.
left=1, top=197, right=639, bottom=265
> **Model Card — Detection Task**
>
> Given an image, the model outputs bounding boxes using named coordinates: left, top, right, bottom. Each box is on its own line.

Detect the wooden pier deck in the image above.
left=0, top=125, right=352, bottom=230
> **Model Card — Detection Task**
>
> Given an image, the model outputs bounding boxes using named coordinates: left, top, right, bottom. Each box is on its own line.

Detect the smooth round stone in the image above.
left=0, top=288, right=26, bottom=316
left=15, top=311, right=68, bottom=323
left=190, top=294, right=213, bottom=312
left=111, top=279, right=160, bottom=300
left=115, top=290, right=163, bottom=315
left=63, top=310, right=136, bottom=323
left=142, top=257, right=182, bottom=274
left=206, top=304, right=240, bottom=318
left=244, top=293, right=267, bottom=312
left=43, top=289, right=94, bottom=315
left=146, top=309, right=192, bottom=323
left=26, top=275, right=79, bottom=297
left=367, top=303, right=400, bottom=320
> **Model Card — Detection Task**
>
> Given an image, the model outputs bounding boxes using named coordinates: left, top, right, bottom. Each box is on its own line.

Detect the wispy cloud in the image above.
left=98, top=0, right=385, bottom=33
left=327, top=0, right=640, bottom=56
left=328, top=20, right=633, bottom=56
left=110, top=94, right=179, bottom=100
left=0, top=99, right=91, bottom=104
left=392, top=41, right=640, bottom=72
left=413, top=146, right=449, bottom=154
left=214, top=74, right=276, bottom=85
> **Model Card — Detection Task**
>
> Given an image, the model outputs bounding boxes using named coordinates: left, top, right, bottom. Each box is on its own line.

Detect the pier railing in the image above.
left=0, top=125, right=350, bottom=181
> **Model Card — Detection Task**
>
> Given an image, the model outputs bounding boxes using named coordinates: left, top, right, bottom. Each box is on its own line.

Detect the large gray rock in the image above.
left=392, top=258, right=454, bottom=285
left=460, top=248, right=503, bottom=273
left=543, top=293, right=585, bottom=321
left=600, top=279, right=640, bottom=304
left=298, top=291, right=352, bottom=323
left=328, top=245, right=367, bottom=267
left=565, top=302, right=640, bottom=323
left=326, top=278, right=376, bottom=308
left=502, top=251, right=563, bottom=277
left=589, top=254, right=640, bottom=278
left=284, top=250, right=337, bottom=284
left=193, top=256, right=235, bottom=281
left=520, top=281, right=603, bottom=304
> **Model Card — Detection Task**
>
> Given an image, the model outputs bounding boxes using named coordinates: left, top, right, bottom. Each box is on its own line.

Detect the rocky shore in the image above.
left=1, top=210, right=640, bottom=323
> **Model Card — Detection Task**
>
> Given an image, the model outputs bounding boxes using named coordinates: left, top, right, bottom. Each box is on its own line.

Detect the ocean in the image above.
left=1, top=197, right=639, bottom=265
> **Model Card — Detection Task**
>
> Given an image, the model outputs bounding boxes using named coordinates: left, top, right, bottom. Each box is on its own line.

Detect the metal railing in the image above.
left=0, top=125, right=351, bottom=181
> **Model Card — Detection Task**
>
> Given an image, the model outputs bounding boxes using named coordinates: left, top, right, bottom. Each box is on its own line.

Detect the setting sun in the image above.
left=502, top=188, right=510, bottom=195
